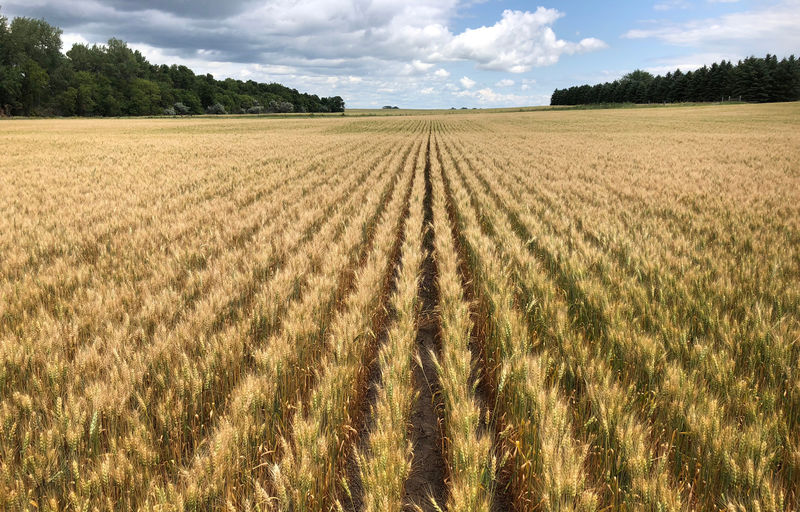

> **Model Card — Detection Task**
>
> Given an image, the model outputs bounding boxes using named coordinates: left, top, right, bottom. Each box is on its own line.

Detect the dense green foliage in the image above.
left=0, top=10, right=344, bottom=116
left=551, top=55, right=800, bottom=106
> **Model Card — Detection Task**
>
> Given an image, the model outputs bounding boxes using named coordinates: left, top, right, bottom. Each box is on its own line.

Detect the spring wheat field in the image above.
left=1, top=103, right=799, bottom=512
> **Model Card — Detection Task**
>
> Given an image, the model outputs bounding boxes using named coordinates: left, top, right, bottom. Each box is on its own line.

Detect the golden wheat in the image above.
left=354, top=138, right=427, bottom=512
left=0, top=104, right=797, bottom=511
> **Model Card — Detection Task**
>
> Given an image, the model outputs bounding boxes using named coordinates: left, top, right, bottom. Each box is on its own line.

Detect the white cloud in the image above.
left=654, top=0, right=691, bottom=11
left=520, top=78, right=536, bottom=90
left=460, top=76, right=476, bottom=89
left=128, top=42, right=299, bottom=80
left=495, top=78, right=514, bottom=87
left=61, top=32, right=90, bottom=49
left=12, top=1, right=603, bottom=75
left=415, top=60, right=434, bottom=71
left=624, top=1, right=800, bottom=56
left=656, top=0, right=739, bottom=10
left=643, top=51, right=742, bottom=74
left=1, top=0, right=605, bottom=107
left=455, top=86, right=531, bottom=105
left=445, top=9, right=606, bottom=73
left=420, top=87, right=435, bottom=94
left=401, top=59, right=437, bottom=76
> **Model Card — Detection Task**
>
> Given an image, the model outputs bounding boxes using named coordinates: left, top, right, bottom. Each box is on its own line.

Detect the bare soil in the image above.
left=403, top=134, right=448, bottom=511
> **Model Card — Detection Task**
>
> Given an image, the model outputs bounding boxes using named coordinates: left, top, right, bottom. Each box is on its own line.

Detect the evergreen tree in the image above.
left=551, top=54, right=800, bottom=106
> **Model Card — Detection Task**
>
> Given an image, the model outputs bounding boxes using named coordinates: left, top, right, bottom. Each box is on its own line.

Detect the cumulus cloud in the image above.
left=1, top=1, right=603, bottom=74
left=0, top=0, right=604, bottom=107
left=460, top=76, right=477, bottom=89
left=402, top=59, right=436, bottom=75
left=495, top=78, right=514, bottom=87
left=107, top=0, right=256, bottom=18
left=61, top=32, right=90, bottom=49
left=455, top=87, right=531, bottom=105
left=445, top=9, right=606, bottom=73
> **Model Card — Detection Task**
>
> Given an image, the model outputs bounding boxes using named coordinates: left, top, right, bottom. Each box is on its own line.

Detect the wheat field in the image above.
left=1, top=103, right=798, bottom=511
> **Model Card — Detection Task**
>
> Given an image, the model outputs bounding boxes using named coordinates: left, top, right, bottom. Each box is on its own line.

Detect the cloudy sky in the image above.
left=2, top=0, right=799, bottom=107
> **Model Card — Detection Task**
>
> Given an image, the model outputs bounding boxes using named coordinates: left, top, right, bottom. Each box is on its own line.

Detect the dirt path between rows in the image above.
left=403, top=132, right=448, bottom=511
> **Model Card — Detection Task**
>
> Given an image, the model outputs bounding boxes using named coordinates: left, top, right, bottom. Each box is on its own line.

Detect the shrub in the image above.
left=173, top=102, right=190, bottom=115
left=268, top=100, right=294, bottom=113
left=205, top=103, right=227, bottom=115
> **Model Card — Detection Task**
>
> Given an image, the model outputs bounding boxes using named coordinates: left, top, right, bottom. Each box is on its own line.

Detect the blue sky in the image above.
left=430, top=0, right=800, bottom=106
left=2, top=0, right=799, bottom=107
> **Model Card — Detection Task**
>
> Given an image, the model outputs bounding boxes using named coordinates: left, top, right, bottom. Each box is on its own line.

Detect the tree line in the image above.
left=0, top=10, right=344, bottom=116
left=550, top=55, right=800, bottom=106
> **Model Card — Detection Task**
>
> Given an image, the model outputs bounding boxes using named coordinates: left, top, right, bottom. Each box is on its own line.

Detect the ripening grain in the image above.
left=0, top=103, right=797, bottom=511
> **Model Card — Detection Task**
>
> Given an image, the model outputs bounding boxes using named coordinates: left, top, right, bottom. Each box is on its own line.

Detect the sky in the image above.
left=1, top=0, right=798, bottom=108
